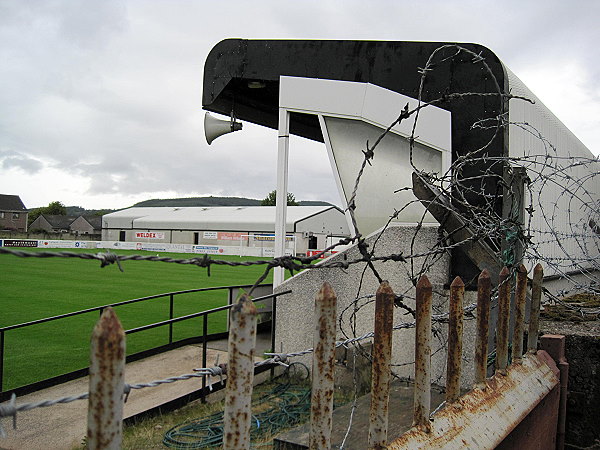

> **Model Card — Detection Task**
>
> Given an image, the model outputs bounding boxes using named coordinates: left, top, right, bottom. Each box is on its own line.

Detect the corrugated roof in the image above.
left=103, top=206, right=337, bottom=232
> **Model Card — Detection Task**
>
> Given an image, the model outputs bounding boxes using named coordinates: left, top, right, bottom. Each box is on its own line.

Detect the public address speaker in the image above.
left=204, top=112, right=242, bottom=144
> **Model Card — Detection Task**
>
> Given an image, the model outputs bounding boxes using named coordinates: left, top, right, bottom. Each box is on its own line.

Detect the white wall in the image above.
left=294, top=208, right=348, bottom=236
left=507, top=67, right=600, bottom=276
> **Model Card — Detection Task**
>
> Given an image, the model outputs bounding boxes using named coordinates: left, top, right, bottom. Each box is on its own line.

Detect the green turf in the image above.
left=0, top=248, right=273, bottom=391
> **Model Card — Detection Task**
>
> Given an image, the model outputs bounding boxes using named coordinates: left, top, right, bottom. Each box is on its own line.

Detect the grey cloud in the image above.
left=55, top=0, right=127, bottom=50
left=0, top=151, right=44, bottom=173
left=1, top=0, right=598, bottom=210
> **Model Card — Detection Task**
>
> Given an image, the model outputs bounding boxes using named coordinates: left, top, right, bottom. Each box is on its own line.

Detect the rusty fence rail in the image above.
left=388, top=263, right=564, bottom=449
left=1, top=264, right=562, bottom=449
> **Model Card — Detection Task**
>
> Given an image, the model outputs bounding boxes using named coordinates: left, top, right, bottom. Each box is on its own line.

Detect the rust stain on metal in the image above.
left=223, top=294, right=257, bottom=450
left=496, top=267, right=511, bottom=374
left=368, top=281, right=395, bottom=448
left=413, top=275, right=432, bottom=432
left=446, top=276, right=464, bottom=403
left=87, top=307, right=126, bottom=450
left=474, top=270, right=491, bottom=387
left=387, top=353, right=559, bottom=449
left=528, top=264, right=543, bottom=353
left=512, top=264, right=527, bottom=363
left=310, top=282, right=337, bottom=450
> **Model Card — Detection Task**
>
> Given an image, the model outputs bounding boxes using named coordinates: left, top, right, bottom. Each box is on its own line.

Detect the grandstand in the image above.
left=101, top=205, right=349, bottom=256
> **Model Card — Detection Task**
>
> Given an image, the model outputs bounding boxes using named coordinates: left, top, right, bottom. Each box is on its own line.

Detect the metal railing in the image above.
left=0, top=283, right=277, bottom=396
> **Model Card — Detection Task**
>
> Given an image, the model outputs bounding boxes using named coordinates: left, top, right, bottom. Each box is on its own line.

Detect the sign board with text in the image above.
left=135, top=232, right=165, bottom=240
left=2, top=239, right=38, bottom=247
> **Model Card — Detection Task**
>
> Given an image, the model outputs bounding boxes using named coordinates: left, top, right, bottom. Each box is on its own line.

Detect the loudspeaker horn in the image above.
left=204, top=112, right=243, bottom=145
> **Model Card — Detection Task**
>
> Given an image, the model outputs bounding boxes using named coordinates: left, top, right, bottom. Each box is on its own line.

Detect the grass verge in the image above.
left=1, top=248, right=273, bottom=390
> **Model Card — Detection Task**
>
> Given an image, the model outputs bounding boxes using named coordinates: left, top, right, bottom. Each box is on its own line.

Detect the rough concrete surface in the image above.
left=274, top=223, right=482, bottom=389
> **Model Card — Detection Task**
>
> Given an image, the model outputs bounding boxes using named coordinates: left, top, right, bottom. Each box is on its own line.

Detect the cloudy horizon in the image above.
left=1, top=0, right=598, bottom=210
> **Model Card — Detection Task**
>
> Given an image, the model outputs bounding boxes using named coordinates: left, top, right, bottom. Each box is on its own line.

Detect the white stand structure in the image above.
left=273, top=76, right=451, bottom=287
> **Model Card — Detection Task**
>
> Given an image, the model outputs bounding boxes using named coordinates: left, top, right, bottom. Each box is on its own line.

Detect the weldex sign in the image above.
left=135, top=232, right=165, bottom=240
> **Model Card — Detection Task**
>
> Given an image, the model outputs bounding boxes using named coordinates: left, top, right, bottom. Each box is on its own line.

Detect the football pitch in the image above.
left=1, top=248, right=274, bottom=391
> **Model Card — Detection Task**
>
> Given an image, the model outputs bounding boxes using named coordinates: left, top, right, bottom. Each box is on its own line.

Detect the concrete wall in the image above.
left=274, top=223, right=478, bottom=389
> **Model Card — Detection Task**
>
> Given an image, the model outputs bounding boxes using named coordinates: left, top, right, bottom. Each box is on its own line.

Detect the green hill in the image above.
left=131, top=196, right=333, bottom=207
left=61, top=196, right=334, bottom=216
left=133, top=196, right=261, bottom=207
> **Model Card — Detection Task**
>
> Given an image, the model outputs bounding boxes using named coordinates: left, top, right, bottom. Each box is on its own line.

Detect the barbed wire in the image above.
left=324, top=44, right=598, bottom=445
left=0, top=302, right=476, bottom=437
left=1, top=43, right=598, bottom=444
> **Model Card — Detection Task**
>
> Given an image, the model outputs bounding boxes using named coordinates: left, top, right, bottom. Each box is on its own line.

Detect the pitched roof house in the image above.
left=0, top=194, right=28, bottom=232
left=29, top=214, right=102, bottom=235
left=70, top=215, right=102, bottom=235
left=29, top=214, right=76, bottom=232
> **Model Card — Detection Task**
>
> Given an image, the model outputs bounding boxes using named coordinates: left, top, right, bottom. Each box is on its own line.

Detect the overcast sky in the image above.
left=1, top=0, right=598, bottom=210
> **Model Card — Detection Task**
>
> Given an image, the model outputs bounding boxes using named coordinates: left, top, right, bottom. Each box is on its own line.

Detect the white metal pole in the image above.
left=274, top=107, right=290, bottom=287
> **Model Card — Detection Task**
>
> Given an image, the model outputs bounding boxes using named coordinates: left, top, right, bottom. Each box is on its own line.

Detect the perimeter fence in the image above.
left=0, top=264, right=567, bottom=448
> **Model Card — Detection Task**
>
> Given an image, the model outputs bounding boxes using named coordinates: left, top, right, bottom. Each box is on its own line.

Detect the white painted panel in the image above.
left=280, top=77, right=366, bottom=118
left=280, top=76, right=451, bottom=153
left=294, top=208, right=349, bottom=236
left=506, top=66, right=599, bottom=276
left=280, top=76, right=451, bottom=237
left=324, top=117, right=442, bottom=235
left=362, top=84, right=451, bottom=152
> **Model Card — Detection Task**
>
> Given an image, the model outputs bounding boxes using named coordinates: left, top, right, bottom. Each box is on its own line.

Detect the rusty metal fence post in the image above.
left=87, top=307, right=125, bottom=450
left=446, top=276, right=464, bottom=402
left=527, top=264, right=543, bottom=353
left=512, top=264, right=527, bottom=363
left=413, top=275, right=432, bottom=432
left=223, top=294, right=257, bottom=450
left=474, top=270, right=491, bottom=387
left=368, top=281, right=395, bottom=449
left=496, top=267, right=511, bottom=374
left=310, top=282, right=337, bottom=450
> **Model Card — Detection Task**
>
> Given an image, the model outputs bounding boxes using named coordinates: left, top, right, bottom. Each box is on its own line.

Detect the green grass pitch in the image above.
left=1, top=248, right=274, bottom=391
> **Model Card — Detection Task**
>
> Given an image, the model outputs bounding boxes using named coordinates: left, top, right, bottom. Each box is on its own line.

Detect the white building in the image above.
left=102, top=205, right=349, bottom=256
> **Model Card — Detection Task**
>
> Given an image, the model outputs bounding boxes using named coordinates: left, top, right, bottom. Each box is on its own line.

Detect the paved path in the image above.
left=0, top=333, right=272, bottom=450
